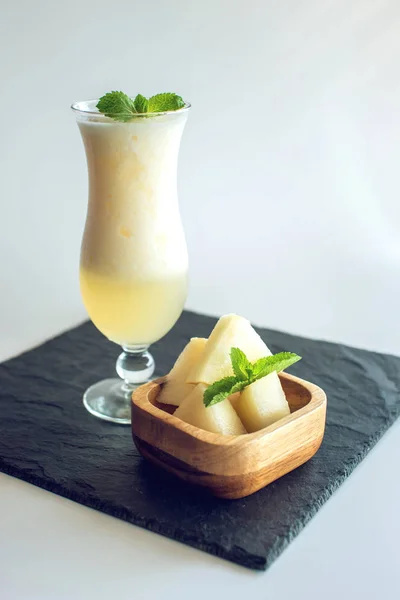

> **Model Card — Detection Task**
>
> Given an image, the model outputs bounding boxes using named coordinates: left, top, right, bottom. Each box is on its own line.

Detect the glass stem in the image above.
left=116, top=345, right=155, bottom=394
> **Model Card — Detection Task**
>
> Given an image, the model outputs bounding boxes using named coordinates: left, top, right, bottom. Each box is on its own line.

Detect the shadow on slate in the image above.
left=0, top=310, right=399, bottom=570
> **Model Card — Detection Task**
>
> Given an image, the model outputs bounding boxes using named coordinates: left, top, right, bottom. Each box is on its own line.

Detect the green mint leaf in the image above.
left=231, top=380, right=248, bottom=394
left=204, top=349, right=302, bottom=408
left=133, top=94, right=148, bottom=114
left=251, top=352, right=301, bottom=381
left=97, top=91, right=185, bottom=121
left=148, top=92, right=185, bottom=113
left=96, top=91, right=138, bottom=122
left=203, top=376, right=238, bottom=407
left=230, top=347, right=252, bottom=381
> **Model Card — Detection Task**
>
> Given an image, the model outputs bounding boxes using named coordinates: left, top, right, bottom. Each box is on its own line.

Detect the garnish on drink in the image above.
left=96, top=91, right=186, bottom=121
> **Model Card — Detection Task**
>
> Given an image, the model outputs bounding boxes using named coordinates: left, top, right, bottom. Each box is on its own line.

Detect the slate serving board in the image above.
left=0, top=311, right=399, bottom=571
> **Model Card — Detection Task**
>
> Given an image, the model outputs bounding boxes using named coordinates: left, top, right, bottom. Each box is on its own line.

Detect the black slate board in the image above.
left=0, top=311, right=399, bottom=570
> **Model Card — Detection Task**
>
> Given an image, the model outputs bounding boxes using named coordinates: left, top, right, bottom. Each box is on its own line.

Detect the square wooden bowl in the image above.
left=131, top=373, right=327, bottom=499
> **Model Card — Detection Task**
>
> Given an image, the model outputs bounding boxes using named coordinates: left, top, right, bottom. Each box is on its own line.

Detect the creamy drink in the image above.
left=78, top=111, right=188, bottom=346
left=72, top=92, right=190, bottom=423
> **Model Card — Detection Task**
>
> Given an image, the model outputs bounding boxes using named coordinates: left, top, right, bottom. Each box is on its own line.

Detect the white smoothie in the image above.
left=77, top=105, right=189, bottom=346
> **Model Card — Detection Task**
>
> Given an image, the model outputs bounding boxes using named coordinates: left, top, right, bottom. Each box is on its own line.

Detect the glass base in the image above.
left=83, top=378, right=139, bottom=425
left=83, top=346, right=155, bottom=424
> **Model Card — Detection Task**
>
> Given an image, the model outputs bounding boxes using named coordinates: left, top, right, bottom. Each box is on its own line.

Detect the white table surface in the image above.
left=0, top=324, right=399, bottom=600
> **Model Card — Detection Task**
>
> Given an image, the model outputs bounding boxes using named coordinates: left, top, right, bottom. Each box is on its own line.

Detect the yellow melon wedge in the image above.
left=174, top=383, right=247, bottom=436
left=158, top=337, right=207, bottom=407
left=229, top=392, right=241, bottom=410
left=234, top=373, right=290, bottom=433
left=186, top=314, right=271, bottom=384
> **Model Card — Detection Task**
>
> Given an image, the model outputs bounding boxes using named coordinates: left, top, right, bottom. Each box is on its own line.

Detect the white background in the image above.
left=1, top=1, right=399, bottom=598
left=1, top=0, right=400, bottom=359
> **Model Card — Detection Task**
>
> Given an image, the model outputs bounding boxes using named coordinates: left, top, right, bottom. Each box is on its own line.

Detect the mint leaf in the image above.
left=231, top=380, right=249, bottom=394
left=97, top=91, right=185, bottom=121
left=133, top=94, right=148, bottom=114
left=230, top=347, right=252, bottom=381
left=148, top=93, right=185, bottom=113
left=251, top=352, right=301, bottom=381
left=203, top=376, right=238, bottom=407
left=203, top=348, right=302, bottom=407
left=96, top=91, right=137, bottom=122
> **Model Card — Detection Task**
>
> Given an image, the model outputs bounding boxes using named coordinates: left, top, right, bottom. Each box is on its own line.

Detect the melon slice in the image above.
left=228, top=392, right=241, bottom=410
left=174, top=383, right=247, bottom=435
left=158, top=337, right=207, bottom=407
left=186, top=314, right=271, bottom=384
left=234, top=373, right=290, bottom=433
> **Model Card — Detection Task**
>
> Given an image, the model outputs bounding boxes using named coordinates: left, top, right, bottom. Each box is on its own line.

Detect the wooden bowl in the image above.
left=131, top=373, right=327, bottom=499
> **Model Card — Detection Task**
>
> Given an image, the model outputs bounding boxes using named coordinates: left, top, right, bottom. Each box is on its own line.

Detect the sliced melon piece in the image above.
left=186, top=314, right=271, bottom=384
left=234, top=373, right=290, bottom=433
left=174, top=383, right=247, bottom=435
left=229, top=392, right=241, bottom=410
left=158, top=337, right=207, bottom=407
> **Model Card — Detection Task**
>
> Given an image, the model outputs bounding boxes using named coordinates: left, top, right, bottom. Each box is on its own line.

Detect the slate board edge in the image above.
left=1, top=406, right=398, bottom=572
left=5, top=310, right=400, bottom=368
left=0, top=456, right=263, bottom=569
left=263, top=409, right=400, bottom=569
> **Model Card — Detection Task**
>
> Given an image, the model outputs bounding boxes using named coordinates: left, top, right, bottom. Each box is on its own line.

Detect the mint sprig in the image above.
left=96, top=91, right=185, bottom=122
left=133, top=93, right=149, bottom=114
left=230, top=347, right=252, bottom=381
left=202, top=376, right=239, bottom=406
left=96, top=92, right=138, bottom=122
left=148, top=93, right=185, bottom=113
left=203, top=348, right=301, bottom=407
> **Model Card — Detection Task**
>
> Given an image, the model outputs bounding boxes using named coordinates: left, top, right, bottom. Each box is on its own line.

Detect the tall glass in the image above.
left=71, top=99, right=190, bottom=424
